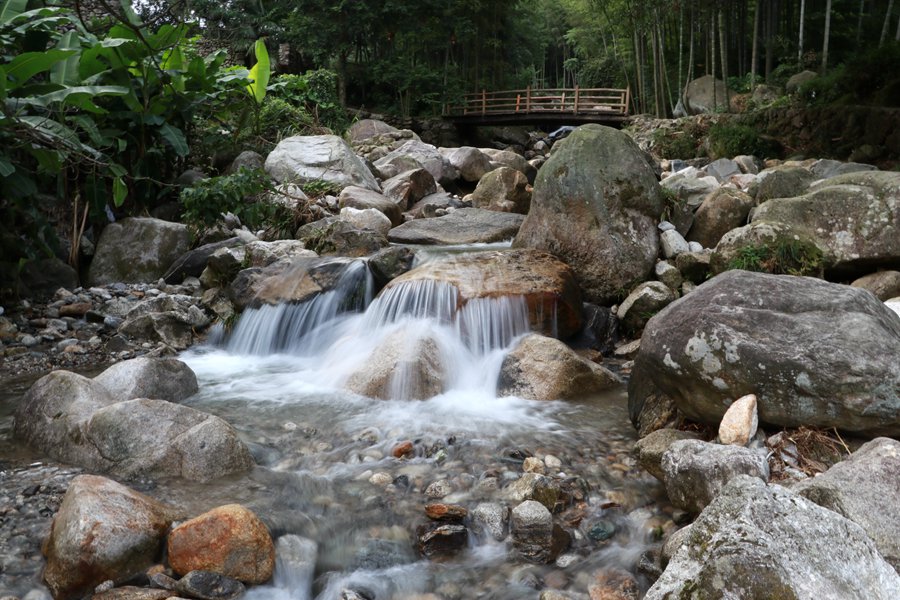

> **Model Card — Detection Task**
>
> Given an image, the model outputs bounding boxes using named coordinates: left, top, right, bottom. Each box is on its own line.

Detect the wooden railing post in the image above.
left=481, top=89, right=486, bottom=115
left=526, top=85, right=531, bottom=113
left=573, top=85, right=580, bottom=114
left=624, top=86, right=631, bottom=116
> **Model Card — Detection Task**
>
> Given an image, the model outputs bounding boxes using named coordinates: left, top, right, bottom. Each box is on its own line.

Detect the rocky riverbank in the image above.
left=2, top=118, right=899, bottom=599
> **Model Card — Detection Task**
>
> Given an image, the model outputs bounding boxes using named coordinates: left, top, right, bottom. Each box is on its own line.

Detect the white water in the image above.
left=176, top=252, right=654, bottom=600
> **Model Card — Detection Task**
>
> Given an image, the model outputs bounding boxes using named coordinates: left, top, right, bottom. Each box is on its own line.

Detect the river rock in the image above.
left=244, top=240, right=316, bottom=267
left=366, top=246, right=416, bottom=287
left=174, top=570, right=245, bottom=600
left=343, top=329, right=447, bottom=400
left=662, top=439, right=769, bottom=513
left=94, top=357, right=198, bottom=403
left=42, top=475, right=176, bottom=600
left=718, top=393, right=758, bottom=446
left=382, top=249, right=583, bottom=339
left=118, top=295, right=210, bottom=350
left=481, top=148, right=535, bottom=180
left=753, top=165, right=814, bottom=202
left=634, top=428, right=701, bottom=481
left=164, top=238, right=244, bottom=284
left=374, top=140, right=456, bottom=185
left=645, top=476, right=900, bottom=599
left=388, top=208, right=523, bottom=245
left=472, top=503, right=508, bottom=541
left=682, top=75, right=735, bottom=115
left=751, top=171, right=900, bottom=274
left=511, top=500, right=553, bottom=563
left=339, top=207, right=392, bottom=236
left=674, top=250, right=711, bottom=283
left=168, top=504, right=275, bottom=584
left=296, top=217, right=388, bottom=257
left=468, top=167, right=531, bottom=214
left=338, top=186, right=403, bottom=226
left=703, top=158, right=741, bottom=183
left=851, top=270, right=900, bottom=301
left=615, top=282, right=676, bottom=333
left=347, top=119, right=399, bottom=144
left=416, top=523, right=468, bottom=559
left=14, top=371, right=116, bottom=467
left=264, top=135, right=380, bottom=192
left=793, top=437, right=900, bottom=571
left=660, top=169, right=719, bottom=209
left=628, top=270, right=900, bottom=437
left=687, top=187, right=754, bottom=248
left=88, top=218, right=191, bottom=286
left=382, top=168, right=437, bottom=211
left=497, top=334, right=620, bottom=400
left=441, top=146, right=494, bottom=183
left=85, top=398, right=254, bottom=481
left=229, top=256, right=361, bottom=309
left=809, top=158, right=876, bottom=180
left=708, top=220, right=819, bottom=275
left=225, top=150, right=264, bottom=175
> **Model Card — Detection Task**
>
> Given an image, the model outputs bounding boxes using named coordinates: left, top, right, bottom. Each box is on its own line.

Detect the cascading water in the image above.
left=166, top=249, right=661, bottom=600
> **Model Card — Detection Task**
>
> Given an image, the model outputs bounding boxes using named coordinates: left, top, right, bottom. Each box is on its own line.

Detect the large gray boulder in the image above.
left=118, top=294, right=211, bottom=350
left=682, top=75, right=734, bottom=115
left=374, top=140, right=456, bottom=185
left=513, top=124, right=663, bottom=304
left=381, top=168, right=437, bottom=211
left=43, top=475, right=178, bottom=600
left=751, top=171, right=900, bottom=274
left=88, top=217, right=191, bottom=286
left=85, top=398, right=254, bottom=481
left=468, top=167, right=531, bottom=214
left=94, top=357, right=198, bottom=402
left=388, top=208, right=523, bottom=245
left=661, top=439, right=769, bottom=513
left=441, top=146, right=494, bottom=183
left=646, top=476, right=900, bottom=599
left=14, top=371, right=117, bottom=467
left=229, top=256, right=362, bottom=309
left=753, top=165, right=815, bottom=203
left=338, top=186, right=403, bottom=226
left=347, top=119, right=399, bottom=144
left=344, top=329, right=446, bottom=401
left=793, top=437, right=900, bottom=571
left=265, top=135, right=380, bottom=192
left=629, top=270, right=900, bottom=437
left=497, top=333, right=620, bottom=400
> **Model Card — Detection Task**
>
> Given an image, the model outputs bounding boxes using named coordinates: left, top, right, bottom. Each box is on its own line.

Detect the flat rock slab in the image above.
left=388, top=208, right=524, bottom=245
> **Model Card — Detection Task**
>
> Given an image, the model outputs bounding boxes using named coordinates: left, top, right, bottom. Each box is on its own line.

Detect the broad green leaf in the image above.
left=108, top=163, right=127, bottom=178
left=38, top=85, right=129, bottom=104
left=0, top=0, right=29, bottom=25
left=71, top=114, right=107, bottom=147
left=159, top=122, right=188, bottom=156
left=112, top=176, right=127, bottom=207
left=0, top=65, right=5, bottom=100
left=118, top=0, right=143, bottom=27
left=0, top=155, right=14, bottom=177
left=30, top=148, right=62, bottom=173
left=6, top=50, right=77, bottom=89
left=51, top=31, right=81, bottom=86
left=247, top=38, right=270, bottom=105
left=161, top=46, right=184, bottom=71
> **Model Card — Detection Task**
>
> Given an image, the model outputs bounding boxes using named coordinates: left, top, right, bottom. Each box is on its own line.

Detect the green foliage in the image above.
left=707, top=123, right=778, bottom=159
left=0, top=0, right=252, bottom=285
left=247, top=38, right=270, bottom=105
left=799, top=44, right=900, bottom=107
left=653, top=128, right=699, bottom=159
left=299, top=178, right=341, bottom=199
left=268, top=70, right=346, bottom=132
left=179, top=167, right=272, bottom=233
left=727, top=239, right=824, bottom=277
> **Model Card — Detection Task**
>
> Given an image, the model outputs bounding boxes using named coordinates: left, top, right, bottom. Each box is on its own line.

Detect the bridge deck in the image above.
left=444, top=86, right=630, bottom=126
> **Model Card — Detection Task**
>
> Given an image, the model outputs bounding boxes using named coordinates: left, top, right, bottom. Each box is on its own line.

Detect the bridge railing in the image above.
left=444, top=86, right=630, bottom=117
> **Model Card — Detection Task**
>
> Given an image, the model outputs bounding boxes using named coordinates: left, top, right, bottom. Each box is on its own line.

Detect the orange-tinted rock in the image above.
left=167, top=504, right=275, bottom=584
left=425, top=503, right=468, bottom=521
left=392, top=440, right=414, bottom=458
left=59, top=302, right=93, bottom=317
left=383, top=249, right=582, bottom=339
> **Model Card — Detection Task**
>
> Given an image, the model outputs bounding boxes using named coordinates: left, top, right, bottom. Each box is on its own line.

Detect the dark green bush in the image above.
left=180, top=167, right=276, bottom=233
left=707, top=123, right=778, bottom=159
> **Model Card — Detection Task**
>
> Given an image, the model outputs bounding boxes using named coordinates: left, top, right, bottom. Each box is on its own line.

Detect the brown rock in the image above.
left=383, top=249, right=583, bottom=339
left=167, top=504, right=275, bottom=585
left=90, top=588, right=174, bottom=600
left=589, top=568, right=640, bottom=600
left=59, top=302, right=93, bottom=317
left=425, top=503, right=468, bottom=522
left=392, top=440, right=414, bottom=458
left=43, top=475, right=177, bottom=600
left=687, top=188, right=754, bottom=249
left=851, top=270, right=900, bottom=301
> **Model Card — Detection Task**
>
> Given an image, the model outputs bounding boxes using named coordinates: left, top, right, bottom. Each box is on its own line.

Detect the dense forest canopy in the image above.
left=1, top=0, right=899, bottom=294
left=143, top=0, right=900, bottom=115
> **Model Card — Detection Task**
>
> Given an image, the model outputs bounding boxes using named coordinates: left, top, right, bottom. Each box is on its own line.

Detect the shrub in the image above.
left=180, top=167, right=274, bottom=234
left=707, top=123, right=778, bottom=159
left=726, top=238, right=824, bottom=277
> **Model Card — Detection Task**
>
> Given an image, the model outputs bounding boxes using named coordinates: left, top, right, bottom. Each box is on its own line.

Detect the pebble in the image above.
left=523, top=457, right=546, bottom=474
left=425, top=503, right=468, bottom=522
left=424, top=479, right=452, bottom=499
left=368, top=472, right=393, bottom=487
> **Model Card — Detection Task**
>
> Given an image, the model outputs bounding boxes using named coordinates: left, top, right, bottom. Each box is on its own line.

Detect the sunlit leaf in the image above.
left=6, top=49, right=77, bottom=89
left=247, top=38, right=270, bottom=104
left=112, top=176, right=127, bottom=207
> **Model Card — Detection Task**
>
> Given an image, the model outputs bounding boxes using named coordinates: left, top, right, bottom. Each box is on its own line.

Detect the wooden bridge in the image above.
left=443, top=86, right=630, bottom=126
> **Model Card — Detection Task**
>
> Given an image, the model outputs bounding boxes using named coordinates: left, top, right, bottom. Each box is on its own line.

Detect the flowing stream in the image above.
left=0, top=245, right=667, bottom=599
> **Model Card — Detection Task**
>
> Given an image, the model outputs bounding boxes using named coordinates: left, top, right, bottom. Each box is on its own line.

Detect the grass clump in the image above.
left=726, top=238, right=824, bottom=277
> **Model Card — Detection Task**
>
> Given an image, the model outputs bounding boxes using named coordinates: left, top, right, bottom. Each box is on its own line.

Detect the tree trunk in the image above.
left=822, top=0, right=832, bottom=75
left=882, top=0, right=895, bottom=45
left=751, top=0, right=761, bottom=88
left=857, top=0, right=866, bottom=46
left=719, top=8, right=729, bottom=112
left=798, top=0, right=806, bottom=63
